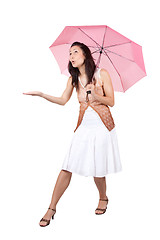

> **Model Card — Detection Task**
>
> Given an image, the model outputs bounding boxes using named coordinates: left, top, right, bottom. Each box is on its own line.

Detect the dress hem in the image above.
left=61, top=167, right=122, bottom=177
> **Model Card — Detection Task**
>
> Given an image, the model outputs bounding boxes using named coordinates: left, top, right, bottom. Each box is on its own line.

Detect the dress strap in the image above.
left=96, top=68, right=103, bottom=86
left=93, top=67, right=100, bottom=79
left=98, top=68, right=101, bottom=78
left=78, top=76, right=85, bottom=89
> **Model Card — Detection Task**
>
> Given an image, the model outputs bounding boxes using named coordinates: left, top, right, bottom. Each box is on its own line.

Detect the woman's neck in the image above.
left=78, top=64, right=86, bottom=76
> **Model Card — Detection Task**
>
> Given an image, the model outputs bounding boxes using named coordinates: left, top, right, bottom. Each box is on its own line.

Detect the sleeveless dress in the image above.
left=61, top=67, right=122, bottom=177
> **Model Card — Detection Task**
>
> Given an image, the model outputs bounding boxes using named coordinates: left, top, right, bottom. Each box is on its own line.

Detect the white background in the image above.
left=0, top=0, right=159, bottom=239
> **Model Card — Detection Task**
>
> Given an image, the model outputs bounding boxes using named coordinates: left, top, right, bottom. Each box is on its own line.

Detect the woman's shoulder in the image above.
left=95, top=68, right=111, bottom=86
left=66, top=75, right=75, bottom=89
left=99, top=68, right=111, bottom=81
left=95, top=67, right=108, bottom=77
left=99, top=68, right=110, bottom=76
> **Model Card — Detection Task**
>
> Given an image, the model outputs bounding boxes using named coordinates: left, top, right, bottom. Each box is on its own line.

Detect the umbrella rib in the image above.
left=96, top=53, right=102, bottom=67
left=87, top=45, right=101, bottom=49
left=91, top=49, right=101, bottom=54
left=78, top=28, right=101, bottom=49
left=104, top=49, right=134, bottom=62
left=94, top=26, right=107, bottom=68
left=104, top=41, right=132, bottom=48
left=52, top=43, right=99, bottom=49
left=102, top=51, right=125, bottom=91
left=102, top=26, right=107, bottom=48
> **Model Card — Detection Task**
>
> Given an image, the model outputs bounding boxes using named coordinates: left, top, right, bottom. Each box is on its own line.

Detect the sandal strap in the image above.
left=96, top=208, right=106, bottom=211
left=96, top=208, right=106, bottom=210
left=48, top=207, right=56, bottom=212
left=100, top=198, right=109, bottom=202
left=40, top=218, right=50, bottom=223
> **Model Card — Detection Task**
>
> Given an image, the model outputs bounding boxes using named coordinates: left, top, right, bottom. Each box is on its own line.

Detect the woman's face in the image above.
left=69, top=45, right=85, bottom=68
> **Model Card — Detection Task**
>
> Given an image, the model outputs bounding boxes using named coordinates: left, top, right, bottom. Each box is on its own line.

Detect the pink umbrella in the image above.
left=49, top=25, right=147, bottom=92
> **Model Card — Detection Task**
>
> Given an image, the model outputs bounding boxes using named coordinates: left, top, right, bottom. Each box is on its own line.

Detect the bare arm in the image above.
left=41, top=76, right=74, bottom=105
left=23, top=76, right=74, bottom=106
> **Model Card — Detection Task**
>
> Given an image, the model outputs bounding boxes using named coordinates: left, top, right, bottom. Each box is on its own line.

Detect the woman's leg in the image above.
left=93, top=176, right=108, bottom=214
left=39, top=169, right=72, bottom=226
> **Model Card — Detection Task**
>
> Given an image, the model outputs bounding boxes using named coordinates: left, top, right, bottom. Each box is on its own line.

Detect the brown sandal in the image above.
left=95, top=198, right=109, bottom=215
left=39, top=207, right=56, bottom=227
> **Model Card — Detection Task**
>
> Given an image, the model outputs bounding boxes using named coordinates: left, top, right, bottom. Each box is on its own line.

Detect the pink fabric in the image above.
left=49, top=25, right=147, bottom=92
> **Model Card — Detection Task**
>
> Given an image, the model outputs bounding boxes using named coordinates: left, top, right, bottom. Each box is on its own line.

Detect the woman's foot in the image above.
left=39, top=208, right=56, bottom=227
left=95, top=196, right=108, bottom=214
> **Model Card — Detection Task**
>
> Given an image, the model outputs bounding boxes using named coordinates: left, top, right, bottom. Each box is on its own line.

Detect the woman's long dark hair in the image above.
left=68, top=42, right=97, bottom=91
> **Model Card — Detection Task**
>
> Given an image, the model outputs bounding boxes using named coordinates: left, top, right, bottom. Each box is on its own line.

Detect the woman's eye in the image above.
left=69, top=50, right=78, bottom=55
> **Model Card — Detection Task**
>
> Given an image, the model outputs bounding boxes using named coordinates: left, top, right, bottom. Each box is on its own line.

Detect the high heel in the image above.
left=95, top=197, right=109, bottom=215
left=39, top=207, right=56, bottom=227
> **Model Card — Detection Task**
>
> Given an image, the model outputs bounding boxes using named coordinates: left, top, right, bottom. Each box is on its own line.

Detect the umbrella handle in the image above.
left=85, top=90, right=91, bottom=102
left=86, top=90, right=91, bottom=94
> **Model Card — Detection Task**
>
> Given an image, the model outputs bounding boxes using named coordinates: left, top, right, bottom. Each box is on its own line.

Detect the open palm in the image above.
left=23, top=91, right=42, bottom=97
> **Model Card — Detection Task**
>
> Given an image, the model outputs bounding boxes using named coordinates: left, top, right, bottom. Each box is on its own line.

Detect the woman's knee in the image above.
left=94, top=176, right=105, bottom=181
left=61, top=169, right=72, bottom=176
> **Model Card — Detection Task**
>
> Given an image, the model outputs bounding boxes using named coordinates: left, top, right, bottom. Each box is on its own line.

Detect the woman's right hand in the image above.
left=23, top=91, right=43, bottom=97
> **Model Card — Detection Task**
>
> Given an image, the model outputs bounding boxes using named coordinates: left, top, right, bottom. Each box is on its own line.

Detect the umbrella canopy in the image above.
left=49, top=25, right=147, bottom=92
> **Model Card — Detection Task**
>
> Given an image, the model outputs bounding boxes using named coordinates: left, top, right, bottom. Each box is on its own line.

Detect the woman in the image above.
left=23, top=41, right=122, bottom=227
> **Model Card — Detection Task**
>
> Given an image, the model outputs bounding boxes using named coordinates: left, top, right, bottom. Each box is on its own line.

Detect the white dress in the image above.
left=61, top=70, right=122, bottom=177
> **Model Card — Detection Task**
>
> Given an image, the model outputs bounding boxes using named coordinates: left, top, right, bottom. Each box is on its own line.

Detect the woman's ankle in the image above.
left=99, top=194, right=108, bottom=200
left=49, top=204, right=56, bottom=210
